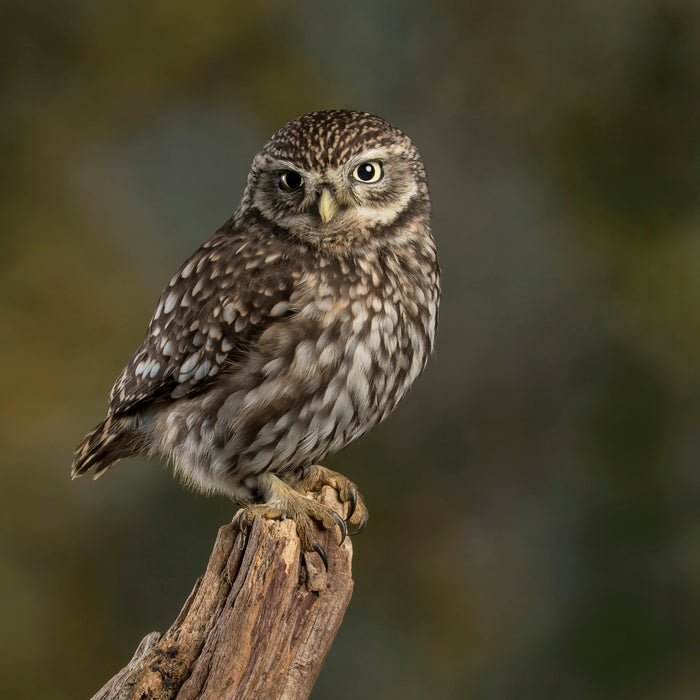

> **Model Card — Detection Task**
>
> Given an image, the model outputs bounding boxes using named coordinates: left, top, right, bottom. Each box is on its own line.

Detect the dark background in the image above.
left=2, top=1, right=700, bottom=698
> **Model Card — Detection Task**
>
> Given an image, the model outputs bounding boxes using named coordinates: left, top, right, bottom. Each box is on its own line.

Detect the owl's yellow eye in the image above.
left=352, top=161, right=383, bottom=183
left=279, top=170, right=303, bottom=191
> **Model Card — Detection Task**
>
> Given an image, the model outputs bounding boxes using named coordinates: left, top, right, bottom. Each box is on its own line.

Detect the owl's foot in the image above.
left=236, top=474, right=347, bottom=570
left=289, top=464, right=369, bottom=536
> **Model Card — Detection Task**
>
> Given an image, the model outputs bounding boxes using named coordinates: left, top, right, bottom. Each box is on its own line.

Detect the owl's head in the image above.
left=243, top=110, right=430, bottom=251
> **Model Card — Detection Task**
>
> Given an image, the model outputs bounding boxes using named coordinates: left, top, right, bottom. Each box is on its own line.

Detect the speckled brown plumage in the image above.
left=72, top=110, right=440, bottom=558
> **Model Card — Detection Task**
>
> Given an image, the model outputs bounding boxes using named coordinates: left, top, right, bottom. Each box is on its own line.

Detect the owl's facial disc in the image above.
left=251, top=145, right=419, bottom=247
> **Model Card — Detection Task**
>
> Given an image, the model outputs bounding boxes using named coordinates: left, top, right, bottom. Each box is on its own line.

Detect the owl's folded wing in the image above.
left=108, top=226, right=296, bottom=415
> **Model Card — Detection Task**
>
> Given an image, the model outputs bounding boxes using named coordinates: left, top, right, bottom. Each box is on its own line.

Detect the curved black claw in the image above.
left=236, top=509, right=251, bottom=536
left=314, top=543, right=329, bottom=571
left=333, top=512, right=347, bottom=545
left=347, top=513, right=369, bottom=537
left=346, top=489, right=357, bottom=522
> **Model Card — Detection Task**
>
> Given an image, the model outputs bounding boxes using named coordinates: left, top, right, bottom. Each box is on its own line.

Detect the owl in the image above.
left=72, top=110, right=440, bottom=566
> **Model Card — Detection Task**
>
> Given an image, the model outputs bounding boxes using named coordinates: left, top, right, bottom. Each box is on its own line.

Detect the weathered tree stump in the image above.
left=91, top=486, right=354, bottom=700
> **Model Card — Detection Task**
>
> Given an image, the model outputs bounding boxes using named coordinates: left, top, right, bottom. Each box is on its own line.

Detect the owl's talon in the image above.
left=334, top=512, right=347, bottom=545
left=314, top=543, right=329, bottom=571
left=348, top=523, right=368, bottom=537
left=291, top=464, right=369, bottom=532
left=236, top=474, right=352, bottom=564
left=347, top=489, right=357, bottom=521
left=347, top=511, right=369, bottom=536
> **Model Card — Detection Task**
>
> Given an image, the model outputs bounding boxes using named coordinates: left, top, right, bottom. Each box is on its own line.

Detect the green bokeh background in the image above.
left=2, top=2, right=700, bottom=698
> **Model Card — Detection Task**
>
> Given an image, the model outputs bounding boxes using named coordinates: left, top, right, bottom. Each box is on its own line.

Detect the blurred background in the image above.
left=2, top=1, right=700, bottom=698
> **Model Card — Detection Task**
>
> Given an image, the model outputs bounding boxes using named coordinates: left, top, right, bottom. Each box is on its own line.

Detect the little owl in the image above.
left=72, top=110, right=440, bottom=566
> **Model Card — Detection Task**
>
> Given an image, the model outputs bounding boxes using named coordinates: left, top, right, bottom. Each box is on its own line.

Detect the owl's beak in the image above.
left=318, top=188, right=339, bottom=224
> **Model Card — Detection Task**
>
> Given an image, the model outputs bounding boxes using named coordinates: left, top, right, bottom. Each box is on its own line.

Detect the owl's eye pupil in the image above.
left=358, top=164, right=374, bottom=180
left=279, top=170, right=302, bottom=191
left=352, top=161, right=383, bottom=183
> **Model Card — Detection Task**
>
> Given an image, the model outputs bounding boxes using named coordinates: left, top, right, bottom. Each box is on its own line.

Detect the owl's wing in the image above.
left=108, top=227, right=296, bottom=415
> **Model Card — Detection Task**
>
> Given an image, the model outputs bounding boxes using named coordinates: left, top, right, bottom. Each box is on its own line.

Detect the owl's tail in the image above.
left=71, top=414, right=138, bottom=479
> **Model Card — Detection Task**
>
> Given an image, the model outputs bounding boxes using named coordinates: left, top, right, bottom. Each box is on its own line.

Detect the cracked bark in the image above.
left=90, top=487, right=354, bottom=700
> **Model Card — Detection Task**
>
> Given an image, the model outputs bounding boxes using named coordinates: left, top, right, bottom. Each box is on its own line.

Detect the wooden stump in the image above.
left=91, top=486, right=354, bottom=700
